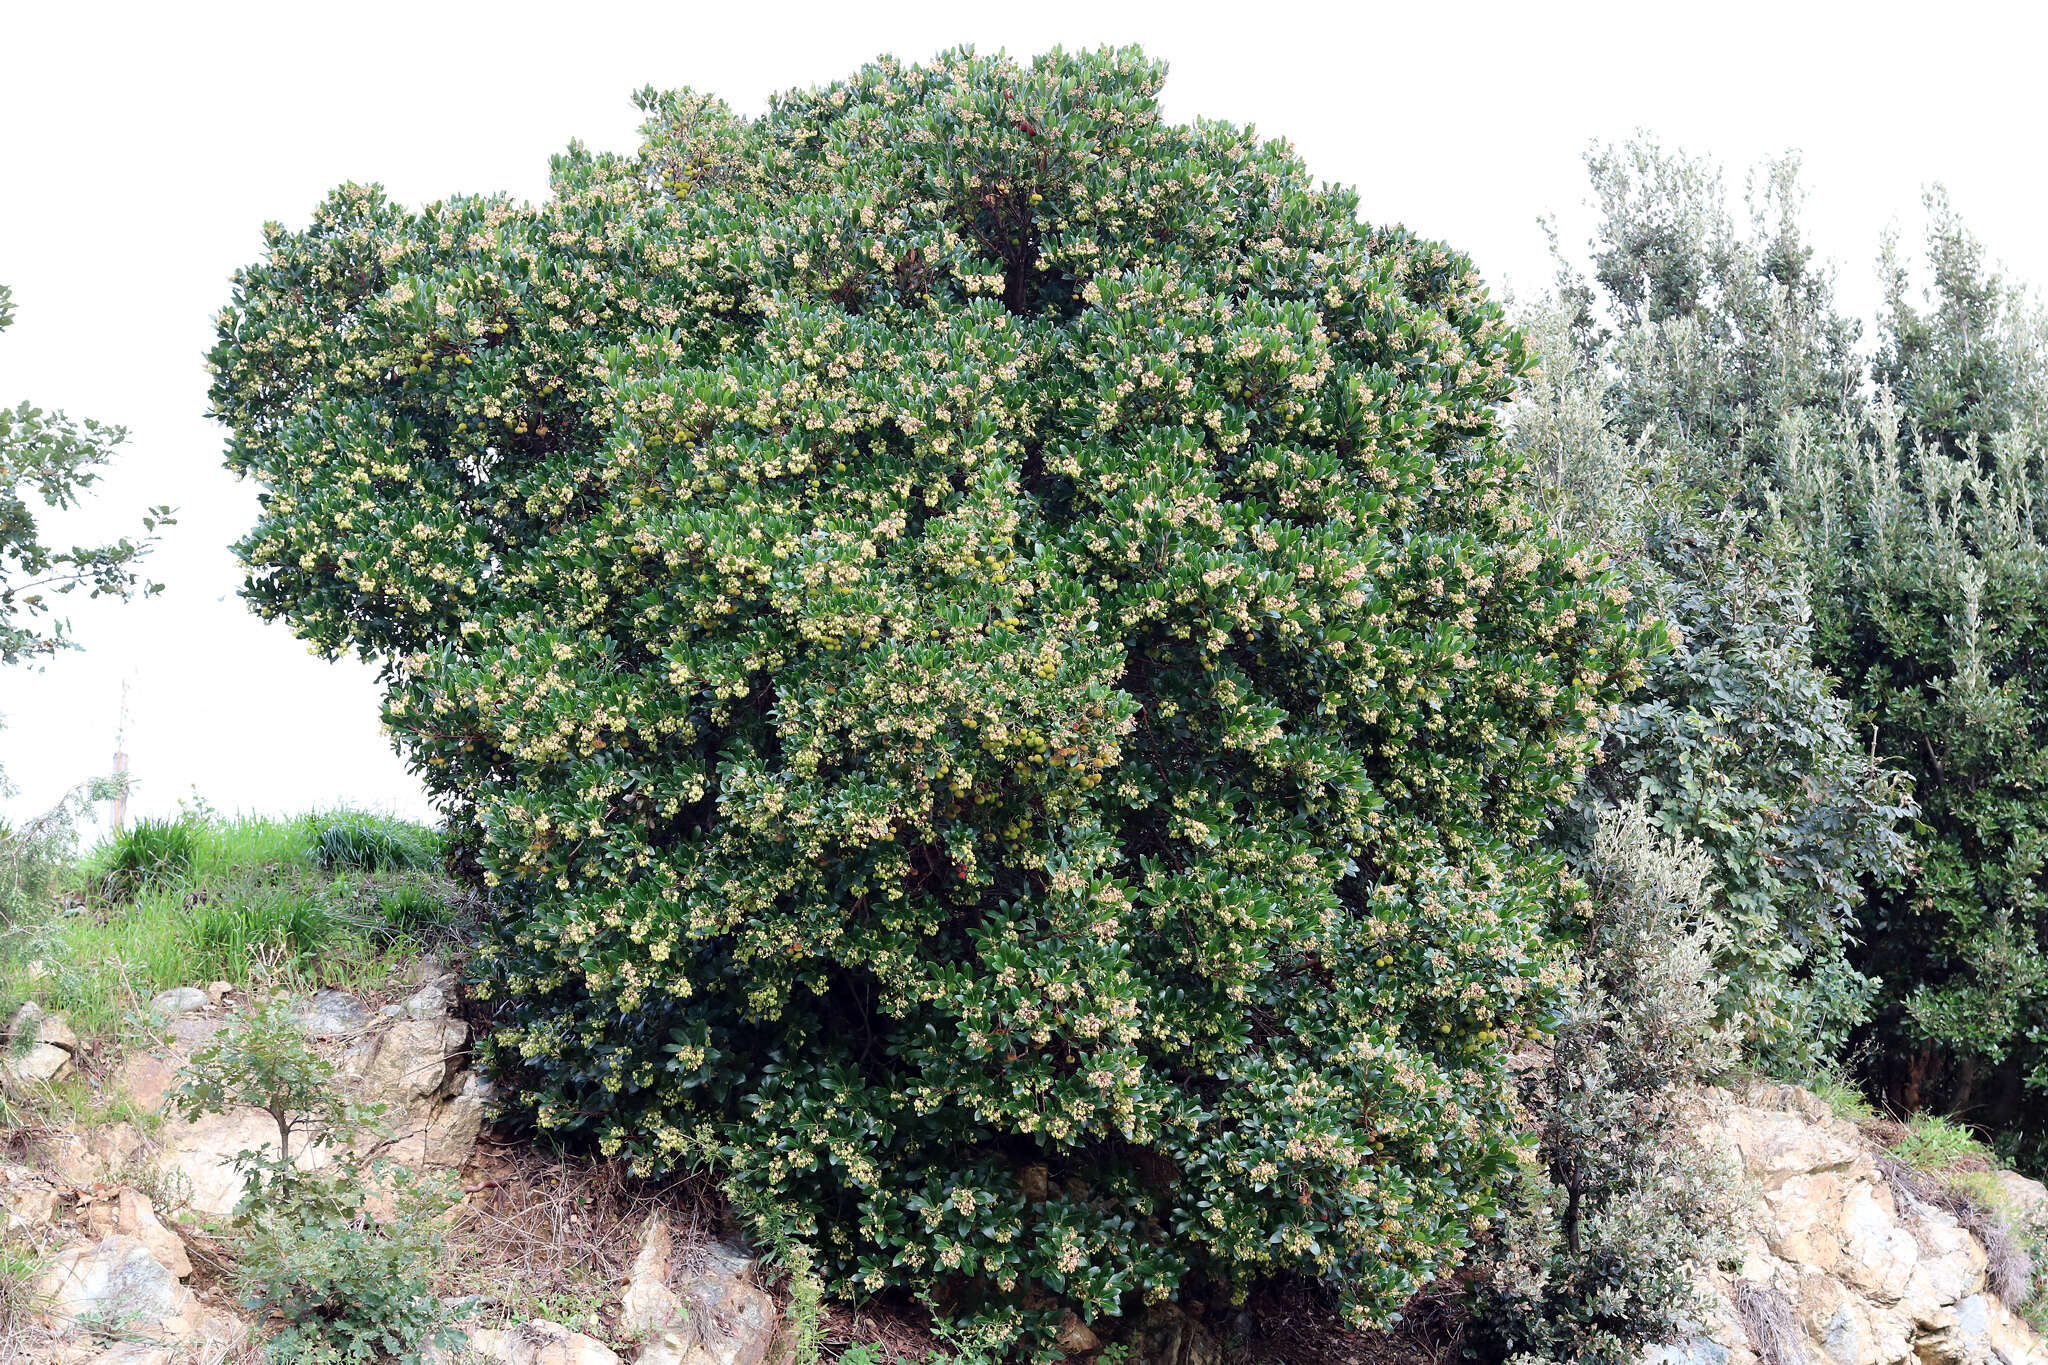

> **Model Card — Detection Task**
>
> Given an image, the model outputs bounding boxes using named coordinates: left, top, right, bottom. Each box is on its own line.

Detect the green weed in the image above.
left=1890, top=1111, right=1995, bottom=1172
left=0, top=1238, right=45, bottom=1339
left=1806, top=1067, right=1881, bottom=1128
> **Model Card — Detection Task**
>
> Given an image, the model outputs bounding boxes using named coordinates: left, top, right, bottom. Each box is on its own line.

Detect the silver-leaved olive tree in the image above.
left=208, top=47, right=1651, bottom=1346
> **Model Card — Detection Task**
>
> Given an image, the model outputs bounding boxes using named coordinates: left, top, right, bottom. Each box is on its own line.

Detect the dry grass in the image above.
left=439, top=1142, right=726, bottom=1334
left=1225, top=1277, right=1464, bottom=1365
left=814, top=1296, right=952, bottom=1365
left=1732, top=1280, right=1805, bottom=1365
left=1952, top=1193, right=2034, bottom=1306
left=0, top=1241, right=52, bottom=1365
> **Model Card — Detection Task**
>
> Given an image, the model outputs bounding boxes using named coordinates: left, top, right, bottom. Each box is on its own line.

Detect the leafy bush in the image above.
left=209, top=47, right=1650, bottom=1341
left=1594, top=523, right=1913, bottom=1067
left=175, top=999, right=369, bottom=1189
left=174, top=1002, right=461, bottom=1363
left=102, top=816, right=198, bottom=900
left=1885, top=1111, right=1994, bottom=1174
left=1514, top=274, right=1913, bottom=1073
left=233, top=1161, right=460, bottom=1365
left=308, top=813, right=439, bottom=874
left=1467, top=801, right=1739, bottom=1364
left=1771, top=210, right=2048, bottom=1145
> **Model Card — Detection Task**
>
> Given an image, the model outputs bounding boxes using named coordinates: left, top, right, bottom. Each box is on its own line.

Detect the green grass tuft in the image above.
left=193, top=813, right=322, bottom=877
left=0, top=1238, right=45, bottom=1338
left=307, top=812, right=439, bottom=874
left=180, top=879, right=340, bottom=982
left=101, top=817, right=198, bottom=900
left=2, top=808, right=462, bottom=1049
left=1889, top=1111, right=1996, bottom=1172
left=376, top=882, right=456, bottom=936
left=1805, top=1066, right=1882, bottom=1128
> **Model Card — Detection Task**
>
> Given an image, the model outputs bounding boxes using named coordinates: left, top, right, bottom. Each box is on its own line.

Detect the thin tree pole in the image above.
left=110, top=677, right=131, bottom=833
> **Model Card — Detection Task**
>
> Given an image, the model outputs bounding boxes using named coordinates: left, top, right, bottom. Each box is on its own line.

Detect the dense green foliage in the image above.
left=1468, top=801, right=1737, bottom=1364
left=1588, top=524, right=1911, bottom=1066
left=1514, top=259, right=1912, bottom=1072
left=0, top=283, right=172, bottom=667
left=1781, top=315, right=2048, bottom=1141
left=1537, top=140, right=2048, bottom=1156
left=209, top=47, right=1650, bottom=1341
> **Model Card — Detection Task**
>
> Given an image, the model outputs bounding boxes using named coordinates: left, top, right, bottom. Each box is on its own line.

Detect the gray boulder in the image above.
left=298, top=988, right=371, bottom=1037
left=148, top=987, right=209, bottom=1019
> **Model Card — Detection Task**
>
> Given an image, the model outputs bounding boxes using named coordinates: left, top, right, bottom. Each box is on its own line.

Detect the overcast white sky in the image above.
left=2, top=0, right=2042, bottom=831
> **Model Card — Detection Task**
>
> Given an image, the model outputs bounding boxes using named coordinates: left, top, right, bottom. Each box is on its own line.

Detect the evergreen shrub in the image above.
left=209, top=47, right=1648, bottom=1342
left=1467, top=800, right=1739, bottom=1364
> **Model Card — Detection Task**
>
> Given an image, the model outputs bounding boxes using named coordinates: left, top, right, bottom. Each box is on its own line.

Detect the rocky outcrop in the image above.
left=344, top=974, right=491, bottom=1175
left=619, top=1212, right=778, bottom=1365
left=2, top=1167, right=60, bottom=1232
left=109, top=972, right=487, bottom=1218
left=620, top=1211, right=689, bottom=1336
left=80, top=1188, right=192, bottom=1279
left=37, top=1232, right=188, bottom=1330
left=1654, top=1084, right=2046, bottom=1365
left=4, top=971, right=488, bottom=1365
left=3, top=1154, right=251, bottom=1365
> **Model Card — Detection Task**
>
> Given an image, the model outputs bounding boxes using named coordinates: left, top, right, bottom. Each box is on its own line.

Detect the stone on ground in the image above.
left=637, top=1241, right=777, bottom=1365
left=405, top=973, right=459, bottom=1020
left=81, top=1188, right=191, bottom=1279
left=4, top=1001, right=79, bottom=1085
left=297, top=988, right=371, bottom=1037
left=1, top=1164, right=60, bottom=1230
left=620, top=1211, right=687, bottom=1334
left=455, top=1319, right=622, bottom=1365
left=115, top=1052, right=181, bottom=1116
left=146, top=987, right=208, bottom=1019
left=35, top=1234, right=196, bottom=1339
